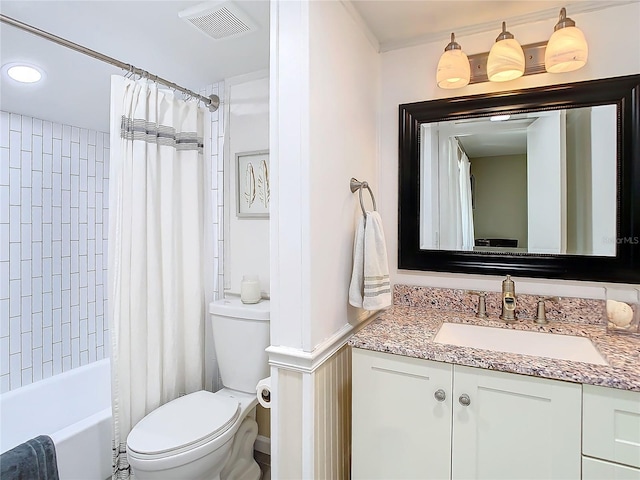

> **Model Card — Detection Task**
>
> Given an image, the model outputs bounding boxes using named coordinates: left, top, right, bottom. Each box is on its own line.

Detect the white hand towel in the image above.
left=348, top=215, right=365, bottom=308
left=363, top=211, right=391, bottom=310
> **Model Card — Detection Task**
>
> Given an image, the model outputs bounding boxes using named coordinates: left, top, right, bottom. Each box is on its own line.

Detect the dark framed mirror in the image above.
left=399, top=74, right=640, bottom=283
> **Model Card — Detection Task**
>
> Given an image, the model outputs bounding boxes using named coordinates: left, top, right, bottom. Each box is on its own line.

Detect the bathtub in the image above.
left=0, top=358, right=112, bottom=480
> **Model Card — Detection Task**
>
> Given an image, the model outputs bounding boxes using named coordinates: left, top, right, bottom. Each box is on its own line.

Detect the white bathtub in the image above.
left=0, top=359, right=112, bottom=480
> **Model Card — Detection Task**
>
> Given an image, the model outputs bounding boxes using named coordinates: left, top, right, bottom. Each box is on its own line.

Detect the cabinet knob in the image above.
left=459, top=394, right=471, bottom=406
left=434, top=389, right=446, bottom=402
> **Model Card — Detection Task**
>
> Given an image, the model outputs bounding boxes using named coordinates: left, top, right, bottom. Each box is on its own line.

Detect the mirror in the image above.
left=399, top=75, right=640, bottom=283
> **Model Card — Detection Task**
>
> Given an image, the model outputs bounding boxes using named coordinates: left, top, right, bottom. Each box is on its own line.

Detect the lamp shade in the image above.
left=437, top=33, right=470, bottom=89
left=487, top=22, right=525, bottom=83
left=545, top=9, right=588, bottom=73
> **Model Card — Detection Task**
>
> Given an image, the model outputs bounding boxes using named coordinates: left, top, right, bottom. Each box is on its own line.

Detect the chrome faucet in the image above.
left=499, top=275, right=517, bottom=322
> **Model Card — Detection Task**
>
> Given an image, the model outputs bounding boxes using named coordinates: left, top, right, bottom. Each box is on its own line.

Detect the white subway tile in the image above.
left=62, top=322, right=70, bottom=355
left=9, top=280, right=20, bottom=316
left=79, top=224, right=87, bottom=255
left=42, top=189, right=52, bottom=224
left=95, top=254, right=103, bottom=278
left=52, top=343, right=62, bottom=375
left=42, top=294, right=52, bottom=326
left=70, top=142, right=80, bottom=176
left=71, top=338, right=79, bottom=368
left=0, top=337, right=8, bottom=375
left=32, top=312, right=42, bottom=348
left=20, top=152, right=32, bottom=187
left=20, top=296, right=31, bottom=332
left=9, top=132, right=20, bottom=169
left=71, top=126, right=79, bottom=143
left=51, top=122, right=61, bottom=140
left=32, top=136, right=42, bottom=171
left=88, top=240, right=95, bottom=269
left=31, top=276, right=42, bottom=312
left=9, top=243, right=22, bottom=280
left=52, top=309, right=61, bottom=342
left=32, top=172, right=42, bottom=206
left=52, top=274, right=61, bottom=308
left=88, top=271, right=96, bottom=302
left=62, top=290, right=70, bottom=324
left=43, top=327, right=52, bottom=361
left=43, top=154, right=52, bottom=188
left=87, top=209, right=95, bottom=240
left=62, top=158, right=70, bottom=191
left=42, top=128, right=53, bottom=158
left=20, top=261, right=31, bottom=295
left=20, top=189, right=31, bottom=223
left=1, top=148, right=9, bottom=185
left=10, top=315, right=20, bottom=353
left=42, top=361, right=52, bottom=379
left=79, top=192, right=87, bottom=223
left=62, top=126, right=71, bottom=156
left=0, top=224, right=8, bottom=261
left=70, top=208, right=79, bottom=241
left=79, top=158, right=87, bottom=184
left=79, top=319, right=87, bottom=349
left=0, top=374, right=8, bottom=393
left=70, top=240, right=78, bottom=273
left=21, top=368, right=32, bottom=387
left=21, top=333, right=32, bottom=368
left=70, top=175, right=79, bottom=206
left=88, top=130, right=96, bottom=146
left=80, top=350, right=88, bottom=366
left=0, top=262, right=8, bottom=299
left=52, top=139, right=61, bottom=172
left=95, top=225, right=103, bottom=253
left=88, top=177, right=95, bottom=206
left=42, top=225, right=52, bottom=258
left=88, top=335, right=96, bottom=362
left=71, top=305, right=79, bottom=337
left=0, top=112, right=9, bottom=148
left=52, top=241, right=61, bottom=275
left=32, top=348, right=42, bottom=382
left=20, top=224, right=31, bottom=259
left=88, top=302, right=95, bottom=334
left=79, top=286, right=88, bottom=319
left=32, top=118, right=42, bottom=136
left=43, top=119, right=53, bottom=143
left=61, top=258, right=70, bottom=292
left=9, top=352, right=21, bottom=389
left=79, top=129, right=88, bottom=159
left=96, top=289, right=104, bottom=316
left=62, top=355, right=71, bottom=372
left=52, top=173, right=61, bottom=206
left=32, top=207, right=42, bottom=241
left=21, top=116, right=32, bottom=151
left=0, top=298, right=8, bottom=336
left=52, top=208, right=61, bottom=241
left=62, top=224, right=70, bottom=257
left=9, top=169, right=19, bottom=205
left=95, top=162, right=103, bottom=190
left=79, top=256, right=88, bottom=287
left=96, top=345, right=104, bottom=360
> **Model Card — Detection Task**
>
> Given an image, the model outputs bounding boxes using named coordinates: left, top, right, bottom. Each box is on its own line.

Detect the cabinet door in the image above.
left=352, top=348, right=453, bottom=480
left=583, top=384, right=640, bottom=469
left=452, top=365, right=581, bottom=480
left=583, top=456, right=640, bottom=480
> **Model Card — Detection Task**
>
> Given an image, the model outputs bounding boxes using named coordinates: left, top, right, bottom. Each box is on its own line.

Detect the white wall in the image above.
left=379, top=2, right=640, bottom=296
left=225, top=74, right=270, bottom=297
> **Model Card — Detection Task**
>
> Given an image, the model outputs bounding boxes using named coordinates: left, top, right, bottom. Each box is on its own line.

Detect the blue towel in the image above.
left=0, top=435, right=59, bottom=480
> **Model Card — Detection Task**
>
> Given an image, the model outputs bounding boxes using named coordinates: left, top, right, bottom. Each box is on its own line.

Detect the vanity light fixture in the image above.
left=490, top=114, right=511, bottom=122
left=487, top=22, right=525, bottom=82
left=436, top=7, right=588, bottom=89
left=436, top=33, right=471, bottom=89
left=544, top=7, right=588, bottom=73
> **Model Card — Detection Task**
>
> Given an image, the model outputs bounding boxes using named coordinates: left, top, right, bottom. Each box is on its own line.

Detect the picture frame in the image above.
left=236, top=150, right=270, bottom=218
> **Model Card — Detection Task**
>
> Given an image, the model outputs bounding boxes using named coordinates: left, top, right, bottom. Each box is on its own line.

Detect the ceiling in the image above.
left=1, top=0, right=634, bottom=132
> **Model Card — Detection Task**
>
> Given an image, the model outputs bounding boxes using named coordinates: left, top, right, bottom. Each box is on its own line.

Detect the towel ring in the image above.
left=350, top=178, right=377, bottom=216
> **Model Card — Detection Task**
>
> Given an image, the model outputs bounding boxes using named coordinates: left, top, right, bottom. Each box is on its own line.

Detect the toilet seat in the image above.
left=127, top=391, right=240, bottom=460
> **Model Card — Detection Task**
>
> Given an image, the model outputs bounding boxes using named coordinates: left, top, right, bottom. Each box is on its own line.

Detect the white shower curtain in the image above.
left=108, top=76, right=210, bottom=479
left=442, top=137, right=475, bottom=251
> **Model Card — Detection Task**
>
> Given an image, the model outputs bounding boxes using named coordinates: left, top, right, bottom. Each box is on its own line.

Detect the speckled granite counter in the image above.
left=348, top=286, right=640, bottom=392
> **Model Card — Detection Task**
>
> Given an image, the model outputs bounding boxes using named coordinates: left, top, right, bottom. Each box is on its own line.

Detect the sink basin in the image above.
left=433, top=323, right=607, bottom=365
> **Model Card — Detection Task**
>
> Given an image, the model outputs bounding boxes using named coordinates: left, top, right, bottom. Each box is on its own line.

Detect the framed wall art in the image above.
left=236, top=150, right=270, bottom=218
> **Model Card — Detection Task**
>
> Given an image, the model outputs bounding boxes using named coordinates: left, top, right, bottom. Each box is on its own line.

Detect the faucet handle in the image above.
left=535, top=296, right=561, bottom=324
left=466, top=290, right=487, bottom=318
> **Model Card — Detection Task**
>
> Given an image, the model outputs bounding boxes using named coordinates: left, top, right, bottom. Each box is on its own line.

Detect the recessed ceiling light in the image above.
left=4, top=64, right=43, bottom=83
left=490, top=114, right=511, bottom=122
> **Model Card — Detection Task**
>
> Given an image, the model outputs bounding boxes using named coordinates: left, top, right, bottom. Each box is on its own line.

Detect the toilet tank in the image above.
left=209, top=298, right=270, bottom=394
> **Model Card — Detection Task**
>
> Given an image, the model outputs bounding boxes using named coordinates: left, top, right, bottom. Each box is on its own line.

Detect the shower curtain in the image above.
left=108, top=76, right=210, bottom=479
left=443, top=137, right=475, bottom=250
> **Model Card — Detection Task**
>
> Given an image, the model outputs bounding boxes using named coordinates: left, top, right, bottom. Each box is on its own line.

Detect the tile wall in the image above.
left=0, top=111, right=110, bottom=392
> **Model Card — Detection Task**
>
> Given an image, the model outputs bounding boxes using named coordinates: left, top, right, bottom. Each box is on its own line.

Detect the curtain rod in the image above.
left=0, top=14, right=220, bottom=112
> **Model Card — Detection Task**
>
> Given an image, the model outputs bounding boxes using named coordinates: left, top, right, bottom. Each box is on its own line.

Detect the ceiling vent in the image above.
left=178, top=1, right=257, bottom=41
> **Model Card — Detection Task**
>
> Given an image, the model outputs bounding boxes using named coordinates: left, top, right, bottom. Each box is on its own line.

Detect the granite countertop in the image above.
left=348, top=305, right=640, bottom=392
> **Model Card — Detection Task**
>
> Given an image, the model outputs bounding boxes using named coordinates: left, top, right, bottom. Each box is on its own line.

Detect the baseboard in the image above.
left=254, top=435, right=271, bottom=455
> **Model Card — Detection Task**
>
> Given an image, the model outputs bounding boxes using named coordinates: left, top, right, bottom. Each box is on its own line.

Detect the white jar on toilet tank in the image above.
left=240, top=275, right=261, bottom=304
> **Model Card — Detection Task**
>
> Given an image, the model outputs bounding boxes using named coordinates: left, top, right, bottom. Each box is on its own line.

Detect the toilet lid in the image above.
left=127, top=391, right=240, bottom=456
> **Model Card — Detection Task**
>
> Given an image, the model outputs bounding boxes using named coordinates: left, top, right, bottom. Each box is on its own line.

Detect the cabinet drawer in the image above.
left=583, top=456, right=640, bottom=480
left=583, top=385, right=640, bottom=469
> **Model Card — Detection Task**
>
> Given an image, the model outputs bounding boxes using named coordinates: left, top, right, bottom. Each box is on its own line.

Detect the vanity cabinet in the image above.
left=352, top=348, right=582, bottom=480
left=582, top=384, right=640, bottom=479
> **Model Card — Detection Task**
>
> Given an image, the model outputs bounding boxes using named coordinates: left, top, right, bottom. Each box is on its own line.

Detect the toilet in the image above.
left=126, top=298, right=270, bottom=480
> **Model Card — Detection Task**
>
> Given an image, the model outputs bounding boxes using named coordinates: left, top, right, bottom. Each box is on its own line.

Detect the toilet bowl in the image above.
left=126, top=298, right=270, bottom=480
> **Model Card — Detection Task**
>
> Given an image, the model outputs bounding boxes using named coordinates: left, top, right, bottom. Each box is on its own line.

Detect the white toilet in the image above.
left=126, top=298, right=270, bottom=480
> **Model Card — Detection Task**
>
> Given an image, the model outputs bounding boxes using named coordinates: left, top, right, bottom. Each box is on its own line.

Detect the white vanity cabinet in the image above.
left=352, top=348, right=582, bottom=480
left=582, top=384, right=640, bottom=479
